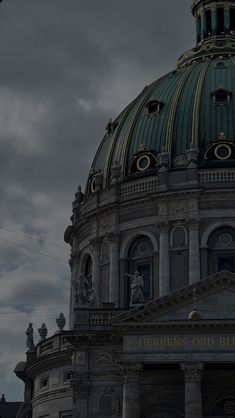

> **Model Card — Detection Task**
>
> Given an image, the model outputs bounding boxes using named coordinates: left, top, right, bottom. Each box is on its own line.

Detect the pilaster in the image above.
left=159, top=222, right=170, bottom=296
left=71, top=374, right=90, bottom=418
left=121, top=363, right=142, bottom=418
left=107, top=232, right=120, bottom=307
left=90, top=237, right=102, bottom=308
left=189, top=221, right=200, bottom=284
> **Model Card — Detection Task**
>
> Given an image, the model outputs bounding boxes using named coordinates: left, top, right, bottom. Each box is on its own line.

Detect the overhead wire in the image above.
left=0, top=225, right=69, bottom=251
left=0, top=236, right=68, bottom=265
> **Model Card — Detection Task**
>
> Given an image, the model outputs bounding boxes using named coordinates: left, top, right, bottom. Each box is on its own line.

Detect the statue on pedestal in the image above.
left=26, top=323, right=35, bottom=352
left=75, top=273, right=93, bottom=307
left=125, top=271, right=144, bottom=306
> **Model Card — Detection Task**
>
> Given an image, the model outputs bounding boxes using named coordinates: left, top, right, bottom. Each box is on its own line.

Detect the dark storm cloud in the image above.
left=0, top=0, right=195, bottom=400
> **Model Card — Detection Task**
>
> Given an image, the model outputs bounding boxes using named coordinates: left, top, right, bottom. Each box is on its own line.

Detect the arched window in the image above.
left=128, top=236, right=154, bottom=302
left=208, top=228, right=235, bottom=274
left=205, top=10, right=212, bottom=38
left=210, top=398, right=235, bottom=415
left=230, top=8, right=235, bottom=34
left=84, top=254, right=92, bottom=277
left=217, top=7, right=225, bottom=34
left=100, top=241, right=110, bottom=304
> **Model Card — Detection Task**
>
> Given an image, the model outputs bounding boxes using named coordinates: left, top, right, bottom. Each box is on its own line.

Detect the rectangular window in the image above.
left=40, top=377, right=49, bottom=390
left=63, top=370, right=72, bottom=383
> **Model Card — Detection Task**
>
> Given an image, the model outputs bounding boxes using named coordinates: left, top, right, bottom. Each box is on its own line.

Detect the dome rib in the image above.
left=107, top=73, right=171, bottom=183
left=192, top=61, right=209, bottom=148
left=166, top=64, right=197, bottom=156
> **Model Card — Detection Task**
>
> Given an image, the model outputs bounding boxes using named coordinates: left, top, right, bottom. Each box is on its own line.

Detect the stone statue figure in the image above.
left=75, top=273, right=93, bottom=306
left=26, top=323, right=35, bottom=352
left=125, top=271, right=144, bottom=306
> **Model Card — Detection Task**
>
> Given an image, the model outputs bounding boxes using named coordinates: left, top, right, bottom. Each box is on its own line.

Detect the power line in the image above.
left=0, top=236, right=68, bottom=265
left=0, top=225, right=70, bottom=251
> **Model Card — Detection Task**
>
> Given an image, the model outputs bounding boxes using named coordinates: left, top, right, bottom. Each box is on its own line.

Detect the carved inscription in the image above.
left=135, top=335, right=235, bottom=351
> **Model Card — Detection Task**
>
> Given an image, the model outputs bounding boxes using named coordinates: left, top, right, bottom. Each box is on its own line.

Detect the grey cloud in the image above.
left=0, top=0, right=196, bottom=400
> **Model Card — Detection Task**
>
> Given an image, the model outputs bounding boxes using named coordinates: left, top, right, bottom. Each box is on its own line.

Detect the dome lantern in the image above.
left=192, top=0, right=235, bottom=45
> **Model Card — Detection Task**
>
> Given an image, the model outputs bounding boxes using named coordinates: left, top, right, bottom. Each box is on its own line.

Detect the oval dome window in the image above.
left=136, top=155, right=151, bottom=171
left=215, top=144, right=232, bottom=160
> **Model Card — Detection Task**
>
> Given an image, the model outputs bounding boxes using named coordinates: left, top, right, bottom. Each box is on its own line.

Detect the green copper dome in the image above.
left=87, top=0, right=235, bottom=193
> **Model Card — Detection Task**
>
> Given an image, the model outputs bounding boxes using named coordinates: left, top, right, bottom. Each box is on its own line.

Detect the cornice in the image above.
left=115, top=320, right=235, bottom=332
left=25, top=349, right=73, bottom=378
left=32, top=386, right=72, bottom=407
left=64, top=330, right=122, bottom=347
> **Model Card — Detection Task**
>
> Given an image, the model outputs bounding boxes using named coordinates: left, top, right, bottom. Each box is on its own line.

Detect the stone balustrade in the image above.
left=200, top=170, right=235, bottom=183
left=120, top=177, right=158, bottom=197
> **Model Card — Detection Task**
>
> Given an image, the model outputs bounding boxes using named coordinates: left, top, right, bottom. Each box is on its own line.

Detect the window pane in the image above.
left=136, top=263, right=151, bottom=298
left=217, top=256, right=235, bottom=272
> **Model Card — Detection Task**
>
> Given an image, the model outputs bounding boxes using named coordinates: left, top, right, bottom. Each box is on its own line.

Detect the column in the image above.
left=189, top=222, right=200, bottom=284
left=90, top=238, right=101, bottom=308
left=121, top=363, right=142, bottom=418
left=159, top=225, right=170, bottom=296
left=201, top=12, right=206, bottom=40
left=108, top=233, right=120, bottom=307
left=211, top=7, right=217, bottom=36
left=181, top=363, right=204, bottom=418
left=71, top=374, right=89, bottom=418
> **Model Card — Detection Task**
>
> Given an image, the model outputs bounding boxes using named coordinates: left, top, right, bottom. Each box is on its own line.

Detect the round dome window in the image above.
left=215, top=144, right=232, bottom=160
left=136, top=155, right=151, bottom=171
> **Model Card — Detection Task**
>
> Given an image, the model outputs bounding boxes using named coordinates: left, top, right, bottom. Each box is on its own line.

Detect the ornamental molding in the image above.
left=105, top=232, right=120, bottom=244
left=201, top=190, right=235, bottom=201
left=95, top=351, right=115, bottom=365
left=120, top=362, right=142, bottom=383
left=96, top=387, right=121, bottom=417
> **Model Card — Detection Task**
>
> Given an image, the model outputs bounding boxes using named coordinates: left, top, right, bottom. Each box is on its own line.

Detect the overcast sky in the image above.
left=0, top=0, right=194, bottom=401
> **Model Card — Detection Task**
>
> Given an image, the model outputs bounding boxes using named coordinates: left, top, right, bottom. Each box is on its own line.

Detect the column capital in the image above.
left=106, top=232, right=120, bottom=244
left=120, top=362, right=142, bottom=383
left=181, top=362, right=204, bottom=383
left=90, top=237, right=102, bottom=250
left=188, top=220, right=200, bottom=230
